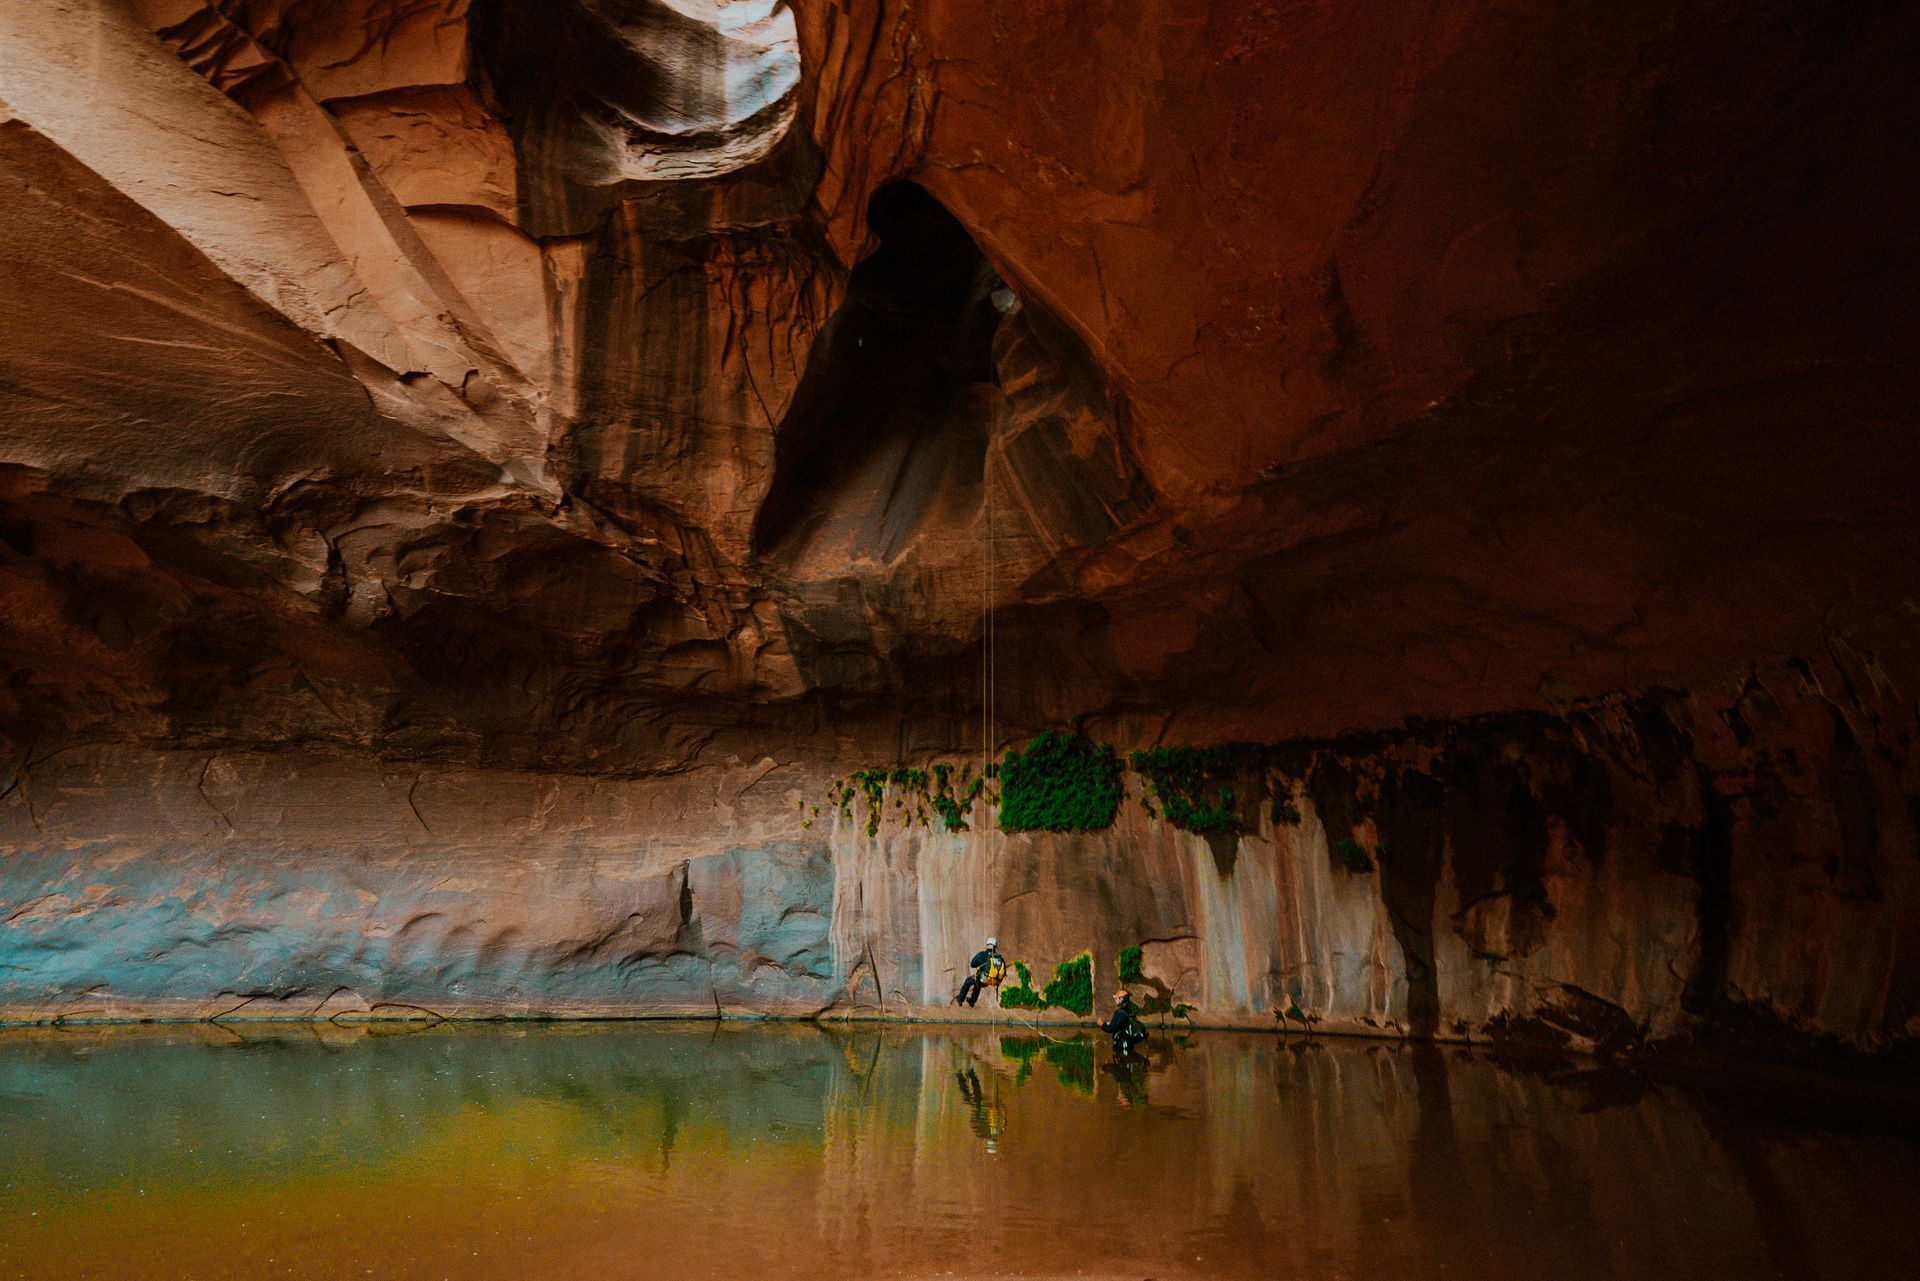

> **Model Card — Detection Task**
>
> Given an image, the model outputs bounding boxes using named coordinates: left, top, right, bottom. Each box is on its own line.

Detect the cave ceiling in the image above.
left=0, top=0, right=1915, bottom=767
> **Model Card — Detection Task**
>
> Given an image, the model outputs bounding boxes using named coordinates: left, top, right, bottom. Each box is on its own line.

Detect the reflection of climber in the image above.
left=952, top=937, right=1005, bottom=1007
left=955, top=1067, right=1006, bottom=1150
left=1100, top=1053, right=1150, bottom=1108
left=1101, top=988, right=1148, bottom=1057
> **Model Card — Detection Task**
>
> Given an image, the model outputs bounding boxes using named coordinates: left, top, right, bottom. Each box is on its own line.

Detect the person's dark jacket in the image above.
left=1101, top=997, right=1139, bottom=1037
left=970, top=948, right=998, bottom=973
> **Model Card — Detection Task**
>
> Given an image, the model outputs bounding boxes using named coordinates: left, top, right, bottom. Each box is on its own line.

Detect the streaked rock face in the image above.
left=1, top=1, right=1916, bottom=1054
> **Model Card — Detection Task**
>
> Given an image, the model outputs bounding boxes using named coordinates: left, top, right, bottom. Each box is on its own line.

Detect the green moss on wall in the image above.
left=826, top=763, right=988, bottom=838
left=997, top=956, right=1093, bottom=1017
left=998, top=733, right=1121, bottom=833
left=1040, top=952, right=1093, bottom=1016
left=1116, top=944, right=1144, bottom=985
left=1332, top=836, right=1375, bottom=873
left=1129, top=743, right=1276, bottom=835
left=999, top=960, right=1044, bottom=1010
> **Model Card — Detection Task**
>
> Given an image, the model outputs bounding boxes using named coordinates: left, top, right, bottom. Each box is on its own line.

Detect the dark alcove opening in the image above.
left=751, top=181, right=1011, bottom=560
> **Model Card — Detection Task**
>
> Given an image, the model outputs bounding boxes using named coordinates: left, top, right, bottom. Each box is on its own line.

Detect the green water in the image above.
left=1, top=1023, right=1915, bottom=1279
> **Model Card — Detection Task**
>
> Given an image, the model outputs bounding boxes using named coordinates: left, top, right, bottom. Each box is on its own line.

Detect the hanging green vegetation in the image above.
left=998, top=732, right=1122, bottom=833
left=825, top=762, right=988, bottom=838
left=996, top=954, right=1093, bottom=1018
left=1116, top=943, right=1196, bottom=1025
left=1039, top=951, right=1094, bottom=1016
left=1279, top=998, right=1321, bottom=1033
left=1129, top=743, right=1273, bottom=835
left=999, top=960, right=1044, bottom=1010
left=1331, top=836, right=1375, bottom=874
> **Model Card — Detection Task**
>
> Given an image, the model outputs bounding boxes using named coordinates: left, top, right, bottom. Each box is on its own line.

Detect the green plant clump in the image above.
left=999, top=960, right=1044, bottom=1010
left=1280, top=998, right=1321, bottom=1032
left=1129, top=743, right=1272, bottom=835
left=826, top=762, right=987, bottom=838
left=998, top=733, right=1122, bottom=833
left=1040, top=951, right=1093, bottom=1016
left=1116, top=944, right=1145, bottom=985
left=1331, top=836, right=1375, bottom=874
left=928, top=763, right=986, bottom=831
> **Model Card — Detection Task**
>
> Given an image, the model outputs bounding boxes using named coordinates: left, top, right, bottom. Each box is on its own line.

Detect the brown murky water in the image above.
left=1, top=1022, right=1916, bottom=1280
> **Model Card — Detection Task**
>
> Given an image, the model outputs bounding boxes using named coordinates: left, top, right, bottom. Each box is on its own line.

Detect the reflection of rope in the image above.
left=1000, top=1006, right=1079, bottom=1045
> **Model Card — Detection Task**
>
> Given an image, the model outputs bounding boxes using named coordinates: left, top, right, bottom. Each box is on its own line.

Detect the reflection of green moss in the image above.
left=999, top=960, right=1043, bottom=1010
left=1041, top=952, right=1093, bottom=1017
left=1117, top=945, right=1144, bottom=985
left=1043, top=1038, right=1094, bottom=1095
left=998, top=733, right=1121, bottom=832
left=999, top=1033, right=1092, bottom=1094
left=999, top=1034, right=1044, bottom=1085
left=999, top=1035, right=1044, bottom=1061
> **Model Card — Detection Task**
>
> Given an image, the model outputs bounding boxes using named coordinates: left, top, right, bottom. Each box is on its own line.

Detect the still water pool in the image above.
left=2, top=1022, right=1916, bottom=1280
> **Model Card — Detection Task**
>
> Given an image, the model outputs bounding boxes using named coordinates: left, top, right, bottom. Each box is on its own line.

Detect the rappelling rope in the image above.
left=981, top=416, right=996, bottom=797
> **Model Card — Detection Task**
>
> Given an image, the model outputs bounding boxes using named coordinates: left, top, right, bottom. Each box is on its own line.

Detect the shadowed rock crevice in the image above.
left=752, top=180, right=1005, bottom=562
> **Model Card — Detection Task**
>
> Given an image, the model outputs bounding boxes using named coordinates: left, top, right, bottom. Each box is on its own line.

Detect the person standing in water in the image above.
left=953, top=936, right=1005, bottom=1007
left=1101, top=987, right=1148, bottom=1057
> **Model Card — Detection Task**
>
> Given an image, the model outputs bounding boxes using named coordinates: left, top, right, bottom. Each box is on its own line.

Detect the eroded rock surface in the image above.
left=2, top=1, right=1917, bottom=1055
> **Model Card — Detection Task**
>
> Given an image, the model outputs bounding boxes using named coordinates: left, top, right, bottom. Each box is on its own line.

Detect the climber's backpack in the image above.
left=981, top=953, right=1007, bottom=986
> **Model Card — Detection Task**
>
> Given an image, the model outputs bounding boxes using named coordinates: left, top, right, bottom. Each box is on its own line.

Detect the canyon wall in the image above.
left=2, top=1, right=1918, bottom=1056
left=7, top=655, right=1915, bottom=1054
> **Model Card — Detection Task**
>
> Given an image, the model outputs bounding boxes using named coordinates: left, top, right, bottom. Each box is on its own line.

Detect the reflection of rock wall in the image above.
left=4, top=1025, right=1916, bottom=1279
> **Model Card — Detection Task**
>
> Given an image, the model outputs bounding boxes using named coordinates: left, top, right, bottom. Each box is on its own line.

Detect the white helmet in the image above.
left=986, top=937, right=997, bottom=948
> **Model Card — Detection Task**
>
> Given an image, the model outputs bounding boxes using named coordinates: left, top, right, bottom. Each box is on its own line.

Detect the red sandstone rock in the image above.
left=0, top=0, right=1916, bottom=1051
